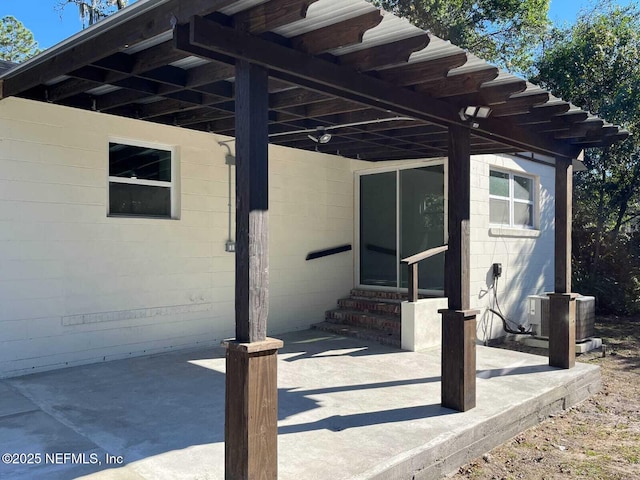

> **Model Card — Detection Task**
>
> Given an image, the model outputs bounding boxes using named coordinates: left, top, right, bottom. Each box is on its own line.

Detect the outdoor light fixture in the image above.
left=308, top=127, right=332, bottom=144
left=459, top=106, right=492, bottom=128
left=268, top=117, right=418, bottom=144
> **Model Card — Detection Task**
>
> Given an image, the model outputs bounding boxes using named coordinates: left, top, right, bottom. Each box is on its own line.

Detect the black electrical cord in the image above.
left=490, top=275, right=534, bottom=335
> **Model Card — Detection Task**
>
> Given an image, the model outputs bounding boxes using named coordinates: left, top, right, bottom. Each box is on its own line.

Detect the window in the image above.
left=489, top=169, right=535, bottom=228
left=108, top=142, right=176, bottom=218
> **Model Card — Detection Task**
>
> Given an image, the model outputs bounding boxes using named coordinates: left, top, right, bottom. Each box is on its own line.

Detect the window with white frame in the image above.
left=108, top=142, right=176, bottom=218
left=489, top=169, right=535, bottom=228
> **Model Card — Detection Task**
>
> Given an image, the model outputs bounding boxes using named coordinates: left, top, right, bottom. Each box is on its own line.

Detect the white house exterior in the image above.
left=0, top=96, right=555, bottom=378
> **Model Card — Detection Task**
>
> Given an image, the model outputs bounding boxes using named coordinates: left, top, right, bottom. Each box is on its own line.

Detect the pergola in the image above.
left=0, top=0, right=628, bottom=478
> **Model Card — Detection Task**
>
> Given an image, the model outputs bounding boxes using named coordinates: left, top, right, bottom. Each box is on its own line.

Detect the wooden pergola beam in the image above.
left=1, top=0, right=237, bottom=97
left=180, top=15, right=580, bottom=160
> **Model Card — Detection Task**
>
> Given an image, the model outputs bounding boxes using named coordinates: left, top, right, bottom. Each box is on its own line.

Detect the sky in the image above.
left=0, top=0, right=637, bottom=50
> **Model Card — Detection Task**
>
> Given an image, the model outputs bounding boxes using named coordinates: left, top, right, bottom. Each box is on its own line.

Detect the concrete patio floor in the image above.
left=0, top=329, right=600, bottom=480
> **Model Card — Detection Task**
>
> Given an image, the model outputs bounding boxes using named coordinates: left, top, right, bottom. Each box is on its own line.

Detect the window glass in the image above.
left=109, top=184, right=171, bottom=217
left=108, top=142, right=173, bottom=218
left=514, top=203, right=533, bottom=226
left=489, top=168, right=535, bottom=228
left=489, top=198, right=510, bottom=224
left=489, top=170, right=509, bottom=197
left=514, top=175, right=533, bottom=201
left=109, top=143, right=171, bottom=182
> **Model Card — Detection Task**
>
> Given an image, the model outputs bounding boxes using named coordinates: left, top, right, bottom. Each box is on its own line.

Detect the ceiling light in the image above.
left=308, top=127, right=332, bottom=144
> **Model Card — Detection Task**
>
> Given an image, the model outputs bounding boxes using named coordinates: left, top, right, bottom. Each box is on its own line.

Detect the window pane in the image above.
left=109, top=143, right=171, bottom=182
left=490, top=198, right=510, bottom=224
left=514, top=175, right=533, bottom=201
left=109, top=183, right=171, bottom=217
left=360, top=172, right=397, bottom=287
left=514, top=202, right=533, bottom=227
left=489, top=170, right=509, bottom=197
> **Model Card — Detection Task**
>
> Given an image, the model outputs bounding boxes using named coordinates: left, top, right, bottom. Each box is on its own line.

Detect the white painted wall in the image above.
left=0, top=97, right=355, bottom=378
left=469, top=154, right=555, bottom=344
left=0, top=97, right=557, bottom=376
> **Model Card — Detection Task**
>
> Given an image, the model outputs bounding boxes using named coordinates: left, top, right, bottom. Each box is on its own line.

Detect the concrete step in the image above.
left=337, top=297, right=401, bottom=316
left=325, top=309, right=401, bottom=334
left=311, top=321, right=401, bottom=348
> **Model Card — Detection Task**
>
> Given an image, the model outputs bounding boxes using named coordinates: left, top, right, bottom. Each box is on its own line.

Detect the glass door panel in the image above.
left=399, top=165, right=445, bottom=291
left=359, top=172, right=397, bottom=287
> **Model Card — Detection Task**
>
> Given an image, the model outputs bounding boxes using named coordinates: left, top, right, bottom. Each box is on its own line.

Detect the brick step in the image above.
left=349, top=288, right=429, bottom=301
left=337, top=297, right=401, bottom=316
left=325, top=309, right=401, bottom=335
left=311, top=321, right=400, bottom=348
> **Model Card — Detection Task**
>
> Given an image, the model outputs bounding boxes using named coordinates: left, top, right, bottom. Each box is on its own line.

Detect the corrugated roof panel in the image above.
left=329, top=11, right=424, bottom=56
left=125, top=31, right=173, bottom=54
left=273, top=0, right=377, bottom=37
left=86, top=85, right=121, bottom=95
left=170, top=56, right=211, bottom=69
left=44, top=76, right=71, bottom=86
left=219, top=0, right=269, bottom=16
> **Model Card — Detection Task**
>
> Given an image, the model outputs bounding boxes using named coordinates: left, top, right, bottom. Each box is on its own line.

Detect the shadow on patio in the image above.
left=0, top=329, right=600, bottom=480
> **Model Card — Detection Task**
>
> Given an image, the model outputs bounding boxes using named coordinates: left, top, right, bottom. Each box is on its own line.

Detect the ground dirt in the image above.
left=450, top=316, right=640, bottom=480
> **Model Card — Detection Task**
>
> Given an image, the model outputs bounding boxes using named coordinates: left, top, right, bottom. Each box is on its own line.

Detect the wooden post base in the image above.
left=548, top=293, right=577, bottom=369
left=439, top=309, right=479, bottom=412
left=223, top=338, right=283, bottom=480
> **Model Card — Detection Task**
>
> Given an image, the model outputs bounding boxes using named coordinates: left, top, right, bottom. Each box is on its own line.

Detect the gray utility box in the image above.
left=527, top=294, right=595, bottom=342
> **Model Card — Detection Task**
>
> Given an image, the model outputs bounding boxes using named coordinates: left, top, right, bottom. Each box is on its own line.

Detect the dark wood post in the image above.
left=440, top=124, right=478, bottom=412
left=548, top=158, right=576, bottom=369
left=225, top=59, right=282, bottom=480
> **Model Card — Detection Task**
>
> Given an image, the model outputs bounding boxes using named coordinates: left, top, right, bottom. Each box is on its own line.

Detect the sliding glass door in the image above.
left=358, top=163, right=445, bottom=292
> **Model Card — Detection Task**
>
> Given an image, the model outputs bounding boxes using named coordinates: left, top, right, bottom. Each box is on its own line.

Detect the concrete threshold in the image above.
left=0, top=330, right=600, bottom=480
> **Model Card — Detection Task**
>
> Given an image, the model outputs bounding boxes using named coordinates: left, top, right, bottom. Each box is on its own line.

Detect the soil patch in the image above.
left=450, top=316, right=640, bottom=480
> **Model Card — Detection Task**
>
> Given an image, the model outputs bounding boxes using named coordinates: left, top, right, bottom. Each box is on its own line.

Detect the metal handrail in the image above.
left=401, top=244, right=448, bottom=302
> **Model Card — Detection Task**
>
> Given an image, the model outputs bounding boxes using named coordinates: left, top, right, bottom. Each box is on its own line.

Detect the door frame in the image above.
left=354, top=159, right=448, bottom=294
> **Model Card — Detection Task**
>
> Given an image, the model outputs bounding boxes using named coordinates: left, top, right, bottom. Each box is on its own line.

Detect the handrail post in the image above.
left=401, top=244, right=448, bottom=304
left=408, top=263, right=418, bottom=303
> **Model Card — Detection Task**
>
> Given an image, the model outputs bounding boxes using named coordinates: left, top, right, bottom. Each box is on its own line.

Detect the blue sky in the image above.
left=0, top=0, right=637, bottom=50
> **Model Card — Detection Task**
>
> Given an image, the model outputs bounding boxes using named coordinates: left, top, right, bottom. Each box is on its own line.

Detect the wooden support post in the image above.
left=554, top=158, right=572, bottom=295
left=235, top=59, right=270, bottom=344
left=441, top=124, right=477, bottom=412
left=548, top=294, right=576, bottom=368
left=227, top=60, right=281, bottom=480
left=548, top=158, right=576, bottom=369
left=225, top=339, right=283, bottom=480
left=439, top=309, right=478, bottom=411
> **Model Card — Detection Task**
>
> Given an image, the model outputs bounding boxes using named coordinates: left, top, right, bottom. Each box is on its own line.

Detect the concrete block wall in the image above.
left=469, top=154, right=555, bottom=343
left=0, top=97, right=355, bottom=378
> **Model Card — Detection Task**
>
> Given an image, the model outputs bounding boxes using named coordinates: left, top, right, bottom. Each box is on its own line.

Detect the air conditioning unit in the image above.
left=527, top=295, right=595, bottom=342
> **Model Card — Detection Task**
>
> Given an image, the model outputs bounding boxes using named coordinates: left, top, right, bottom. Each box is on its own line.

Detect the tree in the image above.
left=533, top=4, right=640, bottom=314
left=372, top=0, right=550, bottom=73
left=56, top=0, right=128, bottom=29
left=0, top=16, right=39, bottom=63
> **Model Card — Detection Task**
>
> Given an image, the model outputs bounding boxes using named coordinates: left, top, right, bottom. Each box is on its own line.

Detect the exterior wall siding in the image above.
left=0, top=97, right=355, bottom=378
left=469, top=154, right=556, bottom=343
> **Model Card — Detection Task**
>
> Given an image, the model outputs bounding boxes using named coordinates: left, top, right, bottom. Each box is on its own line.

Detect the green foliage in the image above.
left=371, top=0, right=550, bottom=73
left=0, top=16, right=39, bottom=63
left=56, top=0, right=128, bottom=28
left=534, top=3, right=640, bottom=314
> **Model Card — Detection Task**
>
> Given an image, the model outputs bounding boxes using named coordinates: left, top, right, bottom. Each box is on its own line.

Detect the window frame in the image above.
left=107, top=138, right=179, bottom=219
left=489, top=168, right=537, bottom=229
